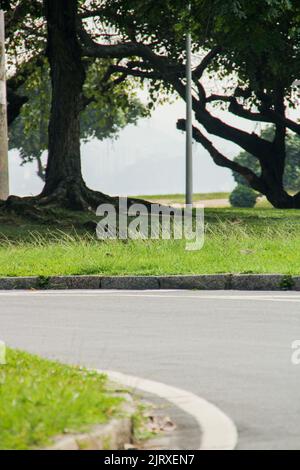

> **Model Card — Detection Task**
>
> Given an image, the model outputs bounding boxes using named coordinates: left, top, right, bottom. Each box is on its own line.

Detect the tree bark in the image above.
left=259, top=145, right=294, bottom=208
left=255, top=89, right=295, bottom=208
left=42, top=0, right=83, bottom=207
left=41, top=0, right=111, bottom=210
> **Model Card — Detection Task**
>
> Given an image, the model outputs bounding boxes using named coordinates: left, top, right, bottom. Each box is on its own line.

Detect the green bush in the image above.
left=229, top=185, right=257, bottom=208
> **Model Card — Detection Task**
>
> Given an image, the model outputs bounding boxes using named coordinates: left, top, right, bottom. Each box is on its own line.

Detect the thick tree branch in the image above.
left=207, top=94, right=273, bottom=123
left=193, top=46, right=222, bottom=80
left=6, top=54, right=44, bottom=125
left=7, top=54, right=43, bottom=91
left=105, top=64, right=162, bottom=80
left=177, top=118, right=265, bottom=192
left=79, top=23, right=182, bottom=77
left=167, top=74, right=272, bottom=160
left=83, top=41, right=144, bottom=59
left=207, top=93, right=300, bottom=135
left=99, top=45, right=273, bottom=161
left=206, top=94, right=232, bottom=103
left=80, top=31, right=280, bottom=162
left=194, top=105, right=271, bottom=161
left=7, top=88, right=28, bottom=125
left=263, top=110, right=300, bottom=136
left=78, top=22, right=143, bottom=59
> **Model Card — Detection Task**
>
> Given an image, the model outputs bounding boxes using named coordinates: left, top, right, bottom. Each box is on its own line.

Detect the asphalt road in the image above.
left=0, top=290, right=299, bottom=450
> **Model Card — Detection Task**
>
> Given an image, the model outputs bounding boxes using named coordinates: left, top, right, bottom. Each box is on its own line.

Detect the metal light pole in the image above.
left=0, top=10, right=9, bottom=201
left=185, top=3, right=193, bottom=207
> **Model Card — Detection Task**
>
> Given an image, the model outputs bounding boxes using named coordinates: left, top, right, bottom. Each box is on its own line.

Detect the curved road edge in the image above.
left=99, top=370, right=238, bottom=451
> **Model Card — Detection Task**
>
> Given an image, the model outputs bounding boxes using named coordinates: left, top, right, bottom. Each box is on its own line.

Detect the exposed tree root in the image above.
left=37, top=178, right=115, bottom=211
left=0, top=180, right=153, bottom=226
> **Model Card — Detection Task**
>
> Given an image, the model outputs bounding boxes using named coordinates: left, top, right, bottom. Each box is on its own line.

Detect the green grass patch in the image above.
left=0, top=207, right=300, bottom=276
left=137, top=192, right=229, bottom=203
left=132, top=404, right=157, bottom=443
left=0, top=349, right=123, bottom=450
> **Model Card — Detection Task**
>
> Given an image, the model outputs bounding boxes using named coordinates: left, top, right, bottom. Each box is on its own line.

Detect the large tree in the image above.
left=1, top=0, right=149, bottom=210
left=6, top=0, right=300, bottom=209
left=80, top=0, right=300, bottom=208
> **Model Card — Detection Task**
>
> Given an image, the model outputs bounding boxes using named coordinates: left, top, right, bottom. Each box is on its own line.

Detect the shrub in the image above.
left=229, top=185, right=257, bottom=208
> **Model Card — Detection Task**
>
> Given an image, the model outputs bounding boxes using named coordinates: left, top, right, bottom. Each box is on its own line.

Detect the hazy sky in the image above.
left=9, top=97, right=261, bottom=197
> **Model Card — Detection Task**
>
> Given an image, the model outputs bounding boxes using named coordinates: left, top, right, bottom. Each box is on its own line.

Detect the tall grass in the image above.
left=0, top=214, right=299, bottom=276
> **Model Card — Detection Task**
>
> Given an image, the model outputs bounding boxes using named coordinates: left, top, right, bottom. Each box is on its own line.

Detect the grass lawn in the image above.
left=138, top=192, right=230, bottom=203
left=0, top=207, right=300, bottom=276
left=0, top=348, right=123, bottom=450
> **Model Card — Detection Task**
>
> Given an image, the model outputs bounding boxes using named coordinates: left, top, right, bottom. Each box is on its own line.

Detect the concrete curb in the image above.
left=0, top=273, right=298, bottom=291
left=102, top=370, right=238, bottom=451
left=45, top=394, right=135, bottom=451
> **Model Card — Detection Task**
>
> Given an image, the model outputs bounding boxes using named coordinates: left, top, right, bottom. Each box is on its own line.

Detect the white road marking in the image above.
left=100, top=370, right=238, bottom=451
left=0, top=290, right=300, bottom=302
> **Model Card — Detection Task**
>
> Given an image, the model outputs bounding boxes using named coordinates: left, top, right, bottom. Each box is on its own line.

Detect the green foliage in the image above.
left=0, top=348, right=122, bottom=449
left=190, top=0, right=300, bottom=100
left=8, top=64, right=50, bottom=176
left=9, top=60, right=148, bottom=179
left=101, top=0, right=300, bottom=118
left=82, top=60, right=148, bottom=141
left=4, top=1, right=45, bottom=71
left=132, top=404, right=157, bottom=443
left=100, top=0, right=191, bottom=57
left=7, top=0, right=300, bottom=202
left=234, top=127, right=300, bottom=192
left=229, top=185, right=257, bottom=208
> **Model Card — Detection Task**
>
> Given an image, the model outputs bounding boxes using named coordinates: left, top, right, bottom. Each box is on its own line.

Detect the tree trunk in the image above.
left=257, top=91, right=295, bottom=208
left=195, top=86, right=299, bottom=208
left=260, top=157, right=294, bottom=208
left=41, top=0, right=111, bottom=210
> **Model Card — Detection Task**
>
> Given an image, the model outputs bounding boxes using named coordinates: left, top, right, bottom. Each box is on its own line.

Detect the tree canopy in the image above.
left=3, top=0, right=151, bottom=211
left=9, top=60, right=147, bottom=181
left=4, top=0, right=300, bottom=210
left=79, top=0, right=300, bottom=208
left=2, top=0, right=45, bottom=124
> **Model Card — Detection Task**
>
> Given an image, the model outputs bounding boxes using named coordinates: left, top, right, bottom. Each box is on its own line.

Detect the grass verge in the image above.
left=0, top=349, right=123, bottom=450
left=0, top=207, right=300, bottom=276
left=138, top=192, right=230, bottom=203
